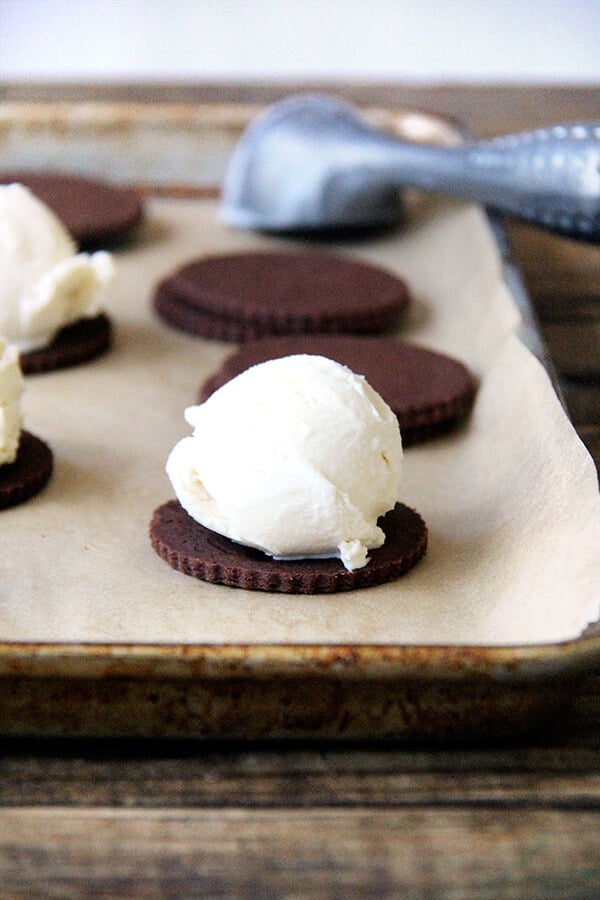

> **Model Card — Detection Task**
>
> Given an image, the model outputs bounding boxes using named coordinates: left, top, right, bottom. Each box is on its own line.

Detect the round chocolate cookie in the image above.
left=199, top=334, right=476, bottom=446
left=150, top=499, right=427, bottom=594
left=0, top=431, right=53, bottom=510
left=0, top=171, right=144, bottom=247
left=153, top=251, right=410, bottom=341
left=20, top=313, right=112, bottom=375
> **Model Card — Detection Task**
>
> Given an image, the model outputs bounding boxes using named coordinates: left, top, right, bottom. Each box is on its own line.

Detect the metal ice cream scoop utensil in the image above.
left=221, top=93, right=600, bottom=243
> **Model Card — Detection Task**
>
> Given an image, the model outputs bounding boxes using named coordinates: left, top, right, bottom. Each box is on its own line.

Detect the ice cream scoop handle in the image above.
left=385, top=124, right=600, bottom=242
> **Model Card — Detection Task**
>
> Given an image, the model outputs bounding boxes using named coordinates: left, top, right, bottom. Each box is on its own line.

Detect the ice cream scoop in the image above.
left=0, top=183, right=114, bottom=352
left=221, top=93, right=600, bottom=242
left=166, top=354, right=403, bottom=571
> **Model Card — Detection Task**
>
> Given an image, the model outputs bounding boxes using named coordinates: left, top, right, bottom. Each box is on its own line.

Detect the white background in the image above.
left=1, top=0, right=599, bottom=83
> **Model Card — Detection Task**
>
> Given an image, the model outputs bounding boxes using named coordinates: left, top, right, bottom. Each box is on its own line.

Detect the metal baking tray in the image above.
left=0, top=100, right=598, bottom=740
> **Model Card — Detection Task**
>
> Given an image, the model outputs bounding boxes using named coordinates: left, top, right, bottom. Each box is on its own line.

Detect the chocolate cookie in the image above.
left=153, top=251, right=410, bottom=341
left=199, top=334, right=476, bottom=446
left=0, top=171, right=144, bottom=247
left=20, top=313, right=112, bottom=375
left=150, top=499, right=427, bottom=594
left=0, top=430, right=53, bottom=510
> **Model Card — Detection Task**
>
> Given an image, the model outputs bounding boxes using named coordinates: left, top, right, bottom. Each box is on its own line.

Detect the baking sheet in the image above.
left=2, top=192, right=599, bottom=646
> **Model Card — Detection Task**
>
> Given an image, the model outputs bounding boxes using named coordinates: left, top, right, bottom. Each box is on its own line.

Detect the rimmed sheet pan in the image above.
left=0, top=101, right=598, bottom=739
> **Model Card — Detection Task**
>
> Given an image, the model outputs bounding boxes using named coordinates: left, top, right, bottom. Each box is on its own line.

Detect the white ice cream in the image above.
left=0, top=338, right=23, bottom=465
left=166, top=354, right=403, bottom=571
left=0, top=183, right=114, bottom=352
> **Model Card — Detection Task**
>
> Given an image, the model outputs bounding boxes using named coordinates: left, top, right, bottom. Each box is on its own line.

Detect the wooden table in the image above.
left=1, top=83, right=599, bottom=897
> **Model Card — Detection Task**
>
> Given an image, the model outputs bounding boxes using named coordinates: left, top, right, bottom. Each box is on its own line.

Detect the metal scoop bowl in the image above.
left=221, top=94, right=600, bottom=243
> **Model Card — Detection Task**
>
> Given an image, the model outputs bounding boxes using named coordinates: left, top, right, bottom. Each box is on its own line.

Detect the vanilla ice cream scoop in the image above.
left=0, top=183, right=114, bottom=352
left=166, top=354, right=403, bottom=570
left=0, top=337, right=23, bottom=465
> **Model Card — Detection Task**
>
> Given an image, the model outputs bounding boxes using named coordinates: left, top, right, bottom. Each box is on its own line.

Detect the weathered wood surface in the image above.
left=0, top=83, right=599, bottom=898
left=0, top=808, right=598, bottom=898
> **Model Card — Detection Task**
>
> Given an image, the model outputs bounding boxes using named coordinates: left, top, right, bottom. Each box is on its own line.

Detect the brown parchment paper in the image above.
left=1, top=195, right=599, bottom=645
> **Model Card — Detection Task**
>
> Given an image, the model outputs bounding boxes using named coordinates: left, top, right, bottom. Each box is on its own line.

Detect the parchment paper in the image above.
left=2, top=195, right=599, bottom=645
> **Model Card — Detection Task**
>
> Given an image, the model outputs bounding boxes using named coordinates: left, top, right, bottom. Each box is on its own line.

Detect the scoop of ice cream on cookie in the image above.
left=0, top=338, right=23, bottom=465
left=0, top=336, right=53, bottom=509
left=0, top=183, right=114, bottom=353
left=166, top=354, right=403, bottom=571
